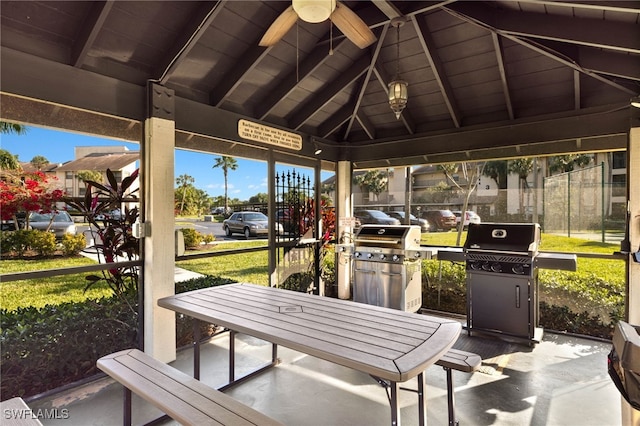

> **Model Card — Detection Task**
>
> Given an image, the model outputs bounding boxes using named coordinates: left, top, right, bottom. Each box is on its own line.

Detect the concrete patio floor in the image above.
left=27, top=320, right=624, bottom=426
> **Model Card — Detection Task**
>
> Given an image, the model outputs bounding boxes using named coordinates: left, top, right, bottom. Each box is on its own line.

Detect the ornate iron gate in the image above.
left=274, top=169, right=319, bottom=293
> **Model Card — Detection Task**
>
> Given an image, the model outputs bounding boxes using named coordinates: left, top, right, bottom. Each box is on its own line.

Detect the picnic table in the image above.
left=158, top=283, right=461, bottom=426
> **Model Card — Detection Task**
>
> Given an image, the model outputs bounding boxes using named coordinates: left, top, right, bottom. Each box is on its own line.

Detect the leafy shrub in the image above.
left=202, top=233, right=215, bottom=245
left=0, top=275, right=235, bottom=399
left=7, top=229, right=33, bottom=256
left=61, top=233, right=87, bottom=256
left=29, top=230, right=57, bottom=256
left=0, top=230, right=14, bottom=255
left=1, top=296, right=138, bottom=399
left=181, top=228, right=203, bottom=249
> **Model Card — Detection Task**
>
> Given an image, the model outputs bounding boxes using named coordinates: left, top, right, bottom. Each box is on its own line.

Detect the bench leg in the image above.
left=417, top=372, right=427, bottom=426
left=123, top=387, right=132, bottom=426
left=444, top=367, right=458, bottom=426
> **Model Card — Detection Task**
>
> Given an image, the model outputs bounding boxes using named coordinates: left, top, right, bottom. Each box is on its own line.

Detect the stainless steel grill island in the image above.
left=352, top=225, right=432, bottom=313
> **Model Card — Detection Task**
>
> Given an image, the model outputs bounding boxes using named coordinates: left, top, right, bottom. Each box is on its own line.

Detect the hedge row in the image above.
left=1, top=230, right=86, bottom=257
left=0, top=275, right=234, bottom=399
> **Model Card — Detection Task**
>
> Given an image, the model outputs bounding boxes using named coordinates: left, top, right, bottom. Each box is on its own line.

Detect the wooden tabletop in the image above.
left=158, top=283, right=461, bottom=382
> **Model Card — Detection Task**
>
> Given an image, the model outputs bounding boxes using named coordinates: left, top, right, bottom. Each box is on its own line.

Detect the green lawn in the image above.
left=1, top=256, right=112, bottom=312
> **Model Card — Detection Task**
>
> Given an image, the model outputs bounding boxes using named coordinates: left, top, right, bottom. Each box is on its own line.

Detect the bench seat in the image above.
left=97, top=349, right=284, bottom=426
left=435, top=348, right=482, bottom=426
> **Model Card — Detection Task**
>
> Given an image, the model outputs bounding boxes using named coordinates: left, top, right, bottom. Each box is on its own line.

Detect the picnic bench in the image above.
left=436, top=348, right=482, bottom=426
left=97, top=348, right=284, bottom=426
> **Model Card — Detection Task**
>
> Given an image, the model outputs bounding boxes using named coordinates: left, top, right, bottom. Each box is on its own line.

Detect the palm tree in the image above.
left=0, top=122, right=27, bottom=135
left=30, top=155, right=49, bottom=171
left=212, top=156, right=238, bottom=213
left=0, top=149, right=20, bottom=170
left=176, top=174, right=195, bottom=215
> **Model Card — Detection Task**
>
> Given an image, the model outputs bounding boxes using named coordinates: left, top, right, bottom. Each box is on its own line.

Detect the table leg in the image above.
left=417, top=372, right=427, bottom=426
left=193, top=319, right=201, bottom=380
left=390, top=381, right=400, bottom=426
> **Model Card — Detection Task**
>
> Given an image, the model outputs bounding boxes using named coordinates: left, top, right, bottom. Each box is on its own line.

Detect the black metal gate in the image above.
left=274, top=169, right=320, bottom=294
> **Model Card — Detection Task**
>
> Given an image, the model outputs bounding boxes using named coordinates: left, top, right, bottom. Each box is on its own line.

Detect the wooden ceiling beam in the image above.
left=492, top=33, right=514, bottom=120
left=447, top=2, right=640, bottom=54
left=412, top=14, right=462, bottom=128
left=343, top=24, right=389, bottom=139
left=71, top=1, right=114, bottom=67
left=289, top=54, right=371, bottom=130
left=154, top=1, right=226, bottom=83
left=256, top=38, right=350, bottom=120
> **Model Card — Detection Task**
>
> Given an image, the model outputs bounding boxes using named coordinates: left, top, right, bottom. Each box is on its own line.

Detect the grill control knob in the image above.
left=379, top=254, right=386, bottom=260
left=491, top=262, right=502, bottom=273
left=482, top=262, right=491, bottom=271
left=512, top=264, right=525, bottom=275
left=367, top=253, right=373, bottom=259
left=469, top=261, right=480, bottom=270
left=392, top=254, right=400, bottom=262
left=354, top=252, right=361, bottom=258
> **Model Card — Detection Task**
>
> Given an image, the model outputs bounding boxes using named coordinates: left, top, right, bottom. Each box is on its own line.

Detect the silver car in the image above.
left=28, top=211, right=77, bottom=239
left=223, top=211, right=284, bottom=239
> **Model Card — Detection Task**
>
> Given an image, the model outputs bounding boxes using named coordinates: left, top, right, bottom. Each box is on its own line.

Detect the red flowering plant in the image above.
left=65, top=169, right=140, bottom=310
left=0, top=170, right=65, bottom=230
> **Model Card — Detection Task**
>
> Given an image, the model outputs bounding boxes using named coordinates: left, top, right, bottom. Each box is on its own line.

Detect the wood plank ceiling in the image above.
left=1, top=1, right=638, bottom=169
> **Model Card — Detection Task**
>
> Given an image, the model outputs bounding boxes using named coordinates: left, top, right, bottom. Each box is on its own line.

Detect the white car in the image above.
left=452, top=210, right=481, bottom=229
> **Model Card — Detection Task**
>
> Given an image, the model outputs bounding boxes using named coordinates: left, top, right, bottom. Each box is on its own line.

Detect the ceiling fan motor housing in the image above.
left=293, top=0, right=337, bottom=23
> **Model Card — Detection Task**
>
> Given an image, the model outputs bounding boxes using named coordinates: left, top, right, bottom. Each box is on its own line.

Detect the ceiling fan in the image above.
left=259, top=0, right=376, bottom=49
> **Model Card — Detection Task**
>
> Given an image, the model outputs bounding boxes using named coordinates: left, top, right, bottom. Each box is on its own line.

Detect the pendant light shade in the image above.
left=388, top=79, right=408, bottom=120
left=388, top=18, right=408, bottom=120
left=292, top=0, right=336, bottom=23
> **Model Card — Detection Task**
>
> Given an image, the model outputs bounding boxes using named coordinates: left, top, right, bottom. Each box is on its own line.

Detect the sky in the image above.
left=1, top=125, right=331, bottom=202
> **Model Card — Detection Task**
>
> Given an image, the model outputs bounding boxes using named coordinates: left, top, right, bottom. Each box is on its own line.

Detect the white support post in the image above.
left=622, top=125, right=640, bottom=425
left=336, top=160, right=353, bottom=300
left=143, top=83, right=176, bottom=362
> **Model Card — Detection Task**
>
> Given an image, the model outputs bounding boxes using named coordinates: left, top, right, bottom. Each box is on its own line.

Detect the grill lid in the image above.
left=354, top=225, right=421, bottom=250
left=464, top=223, right=541, bottom=255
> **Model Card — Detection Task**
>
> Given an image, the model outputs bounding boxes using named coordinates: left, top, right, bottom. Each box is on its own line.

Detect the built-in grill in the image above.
left=352, top=225, right=429, bottom=313
left=464, top=222, right=576, bottom=344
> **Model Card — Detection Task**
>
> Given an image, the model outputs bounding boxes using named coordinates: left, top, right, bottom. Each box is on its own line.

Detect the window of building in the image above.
left=612, top=152, right=626, bottom=169
left=612, top=174, right=626, bottom=197
left=65, top=171, right=73, bottom=179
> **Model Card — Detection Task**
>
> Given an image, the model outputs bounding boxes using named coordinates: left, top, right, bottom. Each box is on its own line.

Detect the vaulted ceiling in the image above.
left=1, top=1, right=638, bottom=169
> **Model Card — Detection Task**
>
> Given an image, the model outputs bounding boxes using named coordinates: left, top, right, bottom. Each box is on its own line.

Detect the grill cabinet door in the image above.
left=353, top=261, right=405, bottom=310
left=467, top=272, right=532, bottom=338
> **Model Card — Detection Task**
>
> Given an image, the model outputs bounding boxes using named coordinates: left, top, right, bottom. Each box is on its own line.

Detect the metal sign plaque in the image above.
left=238, top=119, right=302, bottom=150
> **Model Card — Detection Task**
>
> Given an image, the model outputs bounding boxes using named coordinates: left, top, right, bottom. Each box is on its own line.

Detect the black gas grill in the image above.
left=464, top=223, right=576, bottom=344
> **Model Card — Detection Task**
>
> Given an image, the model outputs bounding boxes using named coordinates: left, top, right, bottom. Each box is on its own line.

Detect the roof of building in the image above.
left=54, top=152, right=139, bottom=172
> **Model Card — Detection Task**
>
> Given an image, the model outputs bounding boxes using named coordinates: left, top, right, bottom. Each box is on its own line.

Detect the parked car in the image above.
left=421, top=209, right=457, bottom=231
left=354, top=209, right=401, bottom=226
left=28, top=211, right=77, bottom=238
left=452, top=210, right=481, bottom=229
left=384, top=211, right=430, bottom=232
left=222, top=211, right=284, bottom=238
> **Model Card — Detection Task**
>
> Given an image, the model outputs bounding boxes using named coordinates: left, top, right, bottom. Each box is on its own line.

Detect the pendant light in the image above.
left=388, top=18, right=408, bottom=120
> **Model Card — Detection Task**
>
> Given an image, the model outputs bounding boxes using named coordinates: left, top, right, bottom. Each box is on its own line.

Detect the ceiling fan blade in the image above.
left=330, top=2, right=376, bottom=49
left=259, top=5, right=298, bottom=47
